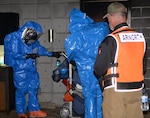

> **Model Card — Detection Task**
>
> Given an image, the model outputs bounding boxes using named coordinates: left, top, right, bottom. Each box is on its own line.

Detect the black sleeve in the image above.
left=94, top=36, right=117, bottom=78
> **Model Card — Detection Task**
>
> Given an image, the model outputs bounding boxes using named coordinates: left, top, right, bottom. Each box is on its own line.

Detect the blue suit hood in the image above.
left=69, top=8, right=94, bottom=33
left=18, top=21, right=43, bottom=36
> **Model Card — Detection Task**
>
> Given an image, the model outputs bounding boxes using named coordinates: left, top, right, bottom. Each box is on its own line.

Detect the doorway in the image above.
left=80, top=0, right=129, bottom=23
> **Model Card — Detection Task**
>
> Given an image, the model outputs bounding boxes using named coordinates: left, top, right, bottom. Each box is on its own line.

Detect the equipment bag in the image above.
left=72, top=93, right=85, bottom=116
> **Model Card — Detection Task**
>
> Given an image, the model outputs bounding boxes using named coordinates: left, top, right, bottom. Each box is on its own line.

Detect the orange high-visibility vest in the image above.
left=104, top=26, right=146, bottom=91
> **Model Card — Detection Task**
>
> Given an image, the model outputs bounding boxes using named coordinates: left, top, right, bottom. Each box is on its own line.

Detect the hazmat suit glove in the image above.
left=52, top=52, right=61, bottom=58
left=26, top=53, right=39, bottom=59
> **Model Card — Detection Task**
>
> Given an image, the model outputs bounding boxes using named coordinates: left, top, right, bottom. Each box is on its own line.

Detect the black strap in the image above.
left=117, top=81, right=143, bottom=89
left=100, top=62, right=119, bottom=80
left=103, top=79, right=143, bottom=89
left=108, top=63, right=118, bottom=68
left=101, top=73, right=119, bottom=80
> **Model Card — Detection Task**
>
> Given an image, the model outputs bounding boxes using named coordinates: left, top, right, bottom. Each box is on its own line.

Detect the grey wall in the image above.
left=130, top=0, right=150, bottom=97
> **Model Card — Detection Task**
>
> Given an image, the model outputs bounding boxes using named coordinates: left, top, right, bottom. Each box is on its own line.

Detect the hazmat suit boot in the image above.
left=29, top=110, right=47, bottom=117
left=18, top=113, right=28, bottom=118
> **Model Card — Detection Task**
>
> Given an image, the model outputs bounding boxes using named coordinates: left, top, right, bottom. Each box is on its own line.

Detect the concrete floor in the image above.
left=144, top=111, right=150, bottom=118
left=0, top=108, right=150, bottom=118
left=0, top=107, right=60, bottom=118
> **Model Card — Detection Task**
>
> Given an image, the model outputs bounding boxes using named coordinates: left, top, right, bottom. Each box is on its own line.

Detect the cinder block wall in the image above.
left=130, top=0, right=150, bottom=97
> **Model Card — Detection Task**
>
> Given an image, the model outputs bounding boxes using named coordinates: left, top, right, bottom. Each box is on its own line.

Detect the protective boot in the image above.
left=18, top=113, right=28, bottom=118
left=29, top=110, right=47, bottom=117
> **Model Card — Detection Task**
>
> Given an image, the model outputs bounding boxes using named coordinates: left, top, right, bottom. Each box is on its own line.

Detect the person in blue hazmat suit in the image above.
left=4, top=21, right=61, bottom=118
left=64, top=8, right=110, bottom=118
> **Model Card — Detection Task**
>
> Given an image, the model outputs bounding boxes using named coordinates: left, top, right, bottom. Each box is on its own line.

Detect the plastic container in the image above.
left=140, top=89, right=149, bottom=111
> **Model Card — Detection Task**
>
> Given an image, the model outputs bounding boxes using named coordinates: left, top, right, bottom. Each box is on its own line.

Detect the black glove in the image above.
left=26, top=53, right=39, bottom=59
left=52, top=52, right=61, bottom=58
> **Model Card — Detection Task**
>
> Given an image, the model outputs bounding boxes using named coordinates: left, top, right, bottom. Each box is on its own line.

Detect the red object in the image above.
left=64, top=91, right=73, bottom=102
left=62, top=79, right=72, bottom=90
left=29, top=110, right=47, bottom=117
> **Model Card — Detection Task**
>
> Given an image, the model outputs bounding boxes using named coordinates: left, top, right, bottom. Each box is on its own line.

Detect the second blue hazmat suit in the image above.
left=4, top=21, right=61, bottom=115
left=65, top=8, right=110, bottom=118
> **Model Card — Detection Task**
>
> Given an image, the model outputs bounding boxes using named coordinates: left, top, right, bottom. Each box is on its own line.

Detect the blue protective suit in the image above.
left=65, top=8, right=110, bottom=118
left=4, top=21, right=53, bottom=114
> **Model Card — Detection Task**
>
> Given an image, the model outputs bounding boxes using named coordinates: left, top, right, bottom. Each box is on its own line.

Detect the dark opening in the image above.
left=80, top=0, right=129, bottom=22
left=0, top=13, right=19, bottom=45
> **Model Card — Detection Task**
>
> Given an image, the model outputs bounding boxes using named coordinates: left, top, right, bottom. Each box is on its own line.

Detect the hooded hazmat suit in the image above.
left=4, top=21, right=55, bottom=114
left=65, top=8, right=110, bottom=118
